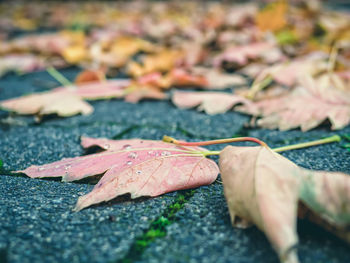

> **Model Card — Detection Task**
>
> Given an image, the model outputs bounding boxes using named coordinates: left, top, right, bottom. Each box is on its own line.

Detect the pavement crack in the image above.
left=116, top=189, right=196, bottom=263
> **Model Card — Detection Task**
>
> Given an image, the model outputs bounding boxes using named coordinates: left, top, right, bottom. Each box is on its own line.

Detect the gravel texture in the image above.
left=0, top=67, right=349, bottom=263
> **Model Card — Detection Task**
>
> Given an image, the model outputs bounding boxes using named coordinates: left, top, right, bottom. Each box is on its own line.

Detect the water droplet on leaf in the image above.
left=104, top=144, right=110, bottom=149
left=128, top=152, right=138, bottom=159
left=123, top=144, right=132, bottom=150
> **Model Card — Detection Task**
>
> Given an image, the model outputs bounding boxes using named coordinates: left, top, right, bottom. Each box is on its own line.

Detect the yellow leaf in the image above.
left=256, top=0, right=287, bottom=32
left=62, top=45, right=87, bottom=64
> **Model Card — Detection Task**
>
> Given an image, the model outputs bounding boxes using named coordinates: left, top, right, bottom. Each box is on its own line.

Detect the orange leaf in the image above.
left=75, top=69, right=106, bottom=84
left=256, top=0, right=287, bottom=32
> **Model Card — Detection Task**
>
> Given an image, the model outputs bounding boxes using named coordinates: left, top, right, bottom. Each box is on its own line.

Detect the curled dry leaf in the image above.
left=192, top=67, right=247, bottom=89
left=18, top=137, right=219, bottom=211
left=219, top=145, right=350, bottom=263
left=256, top=0, right=287, bottom=32
left=0, top=54, right=46, bottom=77
left=252, top=52, right=328, bottom=87
left=169, top=68, right=208, bottom=87
left=0, top=79, right=130, bottom=117
left=9, top=32, right=72, bottom=54
left=127, top=49, right=183, bottom=77
left=172, top=91, right=248, bottom=115
left=123, top=84, right=167, bottom=103
left=238, top=74, right=350, bottom=131
left=0, top=90, right=93, bottom=117
left=62, top=45, right=87, bottom=64
left=89, top=37, right=155, bottom=67
left=213, top=42, right=281, bottom=68
left=75, top=69, right=106, bottom=84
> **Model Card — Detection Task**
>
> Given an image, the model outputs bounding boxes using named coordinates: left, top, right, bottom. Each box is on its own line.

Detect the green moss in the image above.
left=117, top=190, right=195, bottom=263
left=341, top=134, right=350, bottom=153
left=112, top=125, right=140, bottom=139
left=275, top=29, right=298, bottom=45
left=0, top=160, right=13, bottom=175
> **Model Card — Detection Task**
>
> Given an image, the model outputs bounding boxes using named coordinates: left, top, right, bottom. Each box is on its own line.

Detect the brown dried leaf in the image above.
left=213, top=42, right=280, bottom=67
left=192, top=67, right=247, bottom=89
left=75, top=69, right=106, bottom=84
left=89, top=37, right=155, bottom=67
left=220, top=145, right=350, bottom=263
left=124, top=84, right=167, bottom=103
left=0, top=90, right=93, bottom=117
left=256, top=0, right=287, bottom=32
left=172, top=91, right=248, bottom=115
left=0, top=80, right=130, bottom=117
left=237, top=74, right=350, bottom=131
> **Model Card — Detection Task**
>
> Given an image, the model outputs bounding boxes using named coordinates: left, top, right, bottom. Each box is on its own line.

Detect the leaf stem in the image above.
left=47, top=67, right=73, bottom=87
left=164, top=135, right=341, bottom=156
left=272, top=135, right=341, bottom=153
left=163, top=136, right=267, bottom=147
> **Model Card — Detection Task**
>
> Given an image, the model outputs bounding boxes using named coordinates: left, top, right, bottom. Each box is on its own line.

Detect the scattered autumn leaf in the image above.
left=0, top=54, right=46, bottom=77
left=172, top=91, right=248, bottom=115
left=0, top=79, right=130, bottom=117
left=237, top=74, right=350, bottom=131
left=62, top=45, right=87, bottom=64
left=0, top=90, right=92, bottom=117
left=192, top=67, right=247, bottom=89
left=89, top=36, right=156, bottom=67
left=213, top=42, right=282, bottom=68
left=169, top=68, right=208, bottom=87
left=252, top=52, right=328, bottom=87
left=75, top=69, right=106, bottom=84
left=123, top=84, right=167, bottom=103
left=127, top=49, right=184, bottom=77
left=220, top=145, right=350, bottom=263
left=256, top=0, right=287, bottom=32
left=18, top=137, right=219, bottom=211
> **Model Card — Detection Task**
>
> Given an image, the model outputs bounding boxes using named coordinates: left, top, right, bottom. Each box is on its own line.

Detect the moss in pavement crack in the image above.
left=341, top=134, right=350, bottom=153
left=117, top=190, right=196, bottom=263
left=112, top=125, right=140, bottom=139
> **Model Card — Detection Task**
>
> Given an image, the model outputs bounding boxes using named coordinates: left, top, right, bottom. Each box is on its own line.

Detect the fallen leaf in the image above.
left=219, top=145, right=350, bottom=263
left=75, top=69, right=106, bottom=84
left=127, top=49, right=184, bottom=77
left=123, top=84, right=167, bottom=103
left=18, top=137, right=219, bottom=211
left=73, top=79, right=130, bottom=100
left=0, top=90, right=93, bottom=117
left=239, top=63, right=268, bottom=78
left=0, top=54, right=46, bottom=77
left=237, top=74, right=350, bottom=131
left=256, top=0, right=287, bottom=32
left=10, top=32, right=73, bottom=54
left=169, top=68, right=208, bottom=87
left=38, top=93, right=94, bottom=117
left=62, top=45, right=87, bottom=64
left=213, top=42, right=281, bottom=68
left=192, top=67, right=247, bottom=89
left=89, top=37, right=155, bottom=67
left=172, top=91, right=248, bottom=115
left=0, top=79, right=130, bottom=117
left=136, top=72, right=171, bottom=89
left=252, top=52, right=328, bottom=87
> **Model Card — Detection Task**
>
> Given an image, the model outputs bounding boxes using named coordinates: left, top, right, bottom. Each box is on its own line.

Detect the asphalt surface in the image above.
left=0, top=68, right=350, bottom=263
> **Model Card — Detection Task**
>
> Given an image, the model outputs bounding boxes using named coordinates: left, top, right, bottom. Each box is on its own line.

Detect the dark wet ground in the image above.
left=0, top=68, right=349, bottom=263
